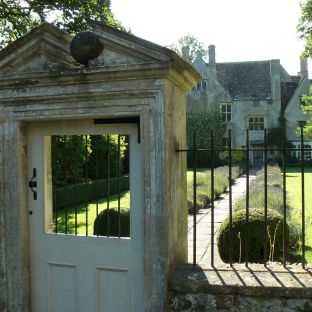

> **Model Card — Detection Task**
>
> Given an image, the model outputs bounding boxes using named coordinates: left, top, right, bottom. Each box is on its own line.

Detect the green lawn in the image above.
left=56, top=166, right=240, bottom=235
left=286, top=167, right=312, bottom=264
left=54, top=191, right=130, bottom=235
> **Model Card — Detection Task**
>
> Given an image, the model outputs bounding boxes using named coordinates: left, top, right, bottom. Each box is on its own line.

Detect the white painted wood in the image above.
left=28, top=120, right=144, bottom=312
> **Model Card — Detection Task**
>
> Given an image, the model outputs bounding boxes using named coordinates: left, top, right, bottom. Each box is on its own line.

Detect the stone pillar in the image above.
left=0, top=120, right=30, bottom=312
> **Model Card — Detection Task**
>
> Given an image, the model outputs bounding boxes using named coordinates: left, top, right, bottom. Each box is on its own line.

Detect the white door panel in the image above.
left=28, top=120, right=144, bottom=312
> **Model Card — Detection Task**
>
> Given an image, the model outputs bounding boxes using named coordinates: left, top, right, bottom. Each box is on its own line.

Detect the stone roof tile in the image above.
left=215, top=61, right=271, bottom=100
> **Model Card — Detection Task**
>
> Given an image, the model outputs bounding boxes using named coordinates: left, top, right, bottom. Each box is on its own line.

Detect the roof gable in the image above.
left=285, top=76, right=311, bottom=113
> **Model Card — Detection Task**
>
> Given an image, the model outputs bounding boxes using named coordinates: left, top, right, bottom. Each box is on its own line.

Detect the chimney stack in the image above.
left=208, top=45, right=216, bottom=65
left=300, top=56, right=309, bottom=78
left=182, top=46, right=190, bottom=63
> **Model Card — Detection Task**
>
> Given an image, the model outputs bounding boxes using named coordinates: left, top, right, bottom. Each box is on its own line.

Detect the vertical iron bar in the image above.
left=106, top=135, right=110, bottom=237
left=228, top=129, right=233, bottom=266
left=74, top=136, right=78, bottom=236
left=53, top=137, right=58, bottom=234
left=64, top=135, right=68, bottom=235
left=245, top=130, right=250, bottom=267
left=118, top=135, right=121, bottom=238
left=85, top=135, right=89, bottom=236
left=210, top=130, right=215, bottom=267
left=264, top=128, right=268, bottom=266
left=282, top=129, right=287, bottom=268
left=193, top=130, right=197, bottom=266
left=96, top=136, right=99, bottom=219
left=300, top=126, right=305, bottom=269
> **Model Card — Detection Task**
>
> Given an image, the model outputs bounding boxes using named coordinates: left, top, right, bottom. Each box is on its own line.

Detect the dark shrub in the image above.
left=55, top=175, right=129, bottom=210
left=93, top=207, right=130, bottom=237
left=217, top=208, right=289, bottom=263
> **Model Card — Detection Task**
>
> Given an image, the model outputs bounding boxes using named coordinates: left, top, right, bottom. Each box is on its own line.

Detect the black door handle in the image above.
left=29, top=168, right=37, bottom=200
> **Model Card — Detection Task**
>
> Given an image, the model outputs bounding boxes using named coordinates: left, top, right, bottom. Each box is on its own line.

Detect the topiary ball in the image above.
left=217, top=208, right=289, bottom=263
left=93, top=207, right=130, bottom=237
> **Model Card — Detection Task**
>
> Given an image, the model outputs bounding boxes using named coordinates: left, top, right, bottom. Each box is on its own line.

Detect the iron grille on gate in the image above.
left=177, top=127, right=311, bottom=269
left=49, top=134, right=131, bottom=238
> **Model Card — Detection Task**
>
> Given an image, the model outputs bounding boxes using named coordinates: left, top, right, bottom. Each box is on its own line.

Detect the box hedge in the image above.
left=54, top=175, right=129, bottom=210
left=217, top=208, right=289, bottom=263
left=93, top=207, right=130, bottom=237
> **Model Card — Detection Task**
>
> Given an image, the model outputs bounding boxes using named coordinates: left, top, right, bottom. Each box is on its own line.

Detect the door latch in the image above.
left=29, top=168, right=37, bottom=200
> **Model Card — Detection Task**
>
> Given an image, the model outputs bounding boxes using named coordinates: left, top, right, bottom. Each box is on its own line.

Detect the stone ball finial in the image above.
left=70, top=31, right=104, bottom=66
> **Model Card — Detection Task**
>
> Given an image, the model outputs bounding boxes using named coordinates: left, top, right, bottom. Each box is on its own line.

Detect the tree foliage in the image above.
left=0, top=0, right=124, bottom=49
left=186, top=107, right=225, bottom=150
left=168, top=34, right=207, bottom=62
left=297, top=94, right=312, bottom=140
left=52, top=135, right=127, bottom=186
left=298, top=0, right=312, bottom=58
left=267, top=112, right=292, bottom=147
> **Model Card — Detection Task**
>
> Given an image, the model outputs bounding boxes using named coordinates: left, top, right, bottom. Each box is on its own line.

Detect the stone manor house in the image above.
left=184, top=45, right=312, bottom=165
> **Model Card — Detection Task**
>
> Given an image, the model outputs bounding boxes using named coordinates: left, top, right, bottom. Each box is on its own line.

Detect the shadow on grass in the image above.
left=286, top=166, right=312, bottom=174
left=291, top=246, right=312, bottom=265
left=53, top=191, right=130, bottom=234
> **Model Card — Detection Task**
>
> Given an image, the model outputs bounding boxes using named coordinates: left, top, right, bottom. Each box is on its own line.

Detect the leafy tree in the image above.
left=168, top=35, right=207, bottom=62
left=51, top=135, right=128, bottom=187
left=267, top=112, right=291, bottom=147
left=186, top=107, right=226, bottom=167
left=296, top=95, right=312, bottom=140
left=88, top=135, right=127, bottom=180
left=187, top=108, right=225, bottom=149
left=298, top=0, right=312, bottom=58
left=52, top=135, right=87, bottom=186
left=0, top=0, right=124, bottom=49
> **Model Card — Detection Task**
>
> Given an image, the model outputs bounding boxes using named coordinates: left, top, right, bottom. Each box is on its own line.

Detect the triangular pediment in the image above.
left=0, top=21, right=176, bottom=75
left=0, top=23, right=79, bottom=75
left=0, top=21, right=200, bottom=91
left=87, top=19, right=173, bottom=67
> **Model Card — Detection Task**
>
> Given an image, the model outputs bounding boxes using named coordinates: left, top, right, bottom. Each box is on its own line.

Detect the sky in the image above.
left=111, top=0, right=310, bottom=76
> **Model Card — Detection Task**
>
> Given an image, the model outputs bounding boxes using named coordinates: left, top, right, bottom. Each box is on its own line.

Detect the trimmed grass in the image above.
left=55, top=165, right=243, bottom=234
left=54, top=192, right=130, bottom=235
left=286, top=167, right=312, bottom=264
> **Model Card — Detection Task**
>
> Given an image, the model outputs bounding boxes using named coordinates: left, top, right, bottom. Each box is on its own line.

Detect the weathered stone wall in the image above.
left=169, top=292, right=312, bottom=312
left=169, top=265, right=312, bottom=312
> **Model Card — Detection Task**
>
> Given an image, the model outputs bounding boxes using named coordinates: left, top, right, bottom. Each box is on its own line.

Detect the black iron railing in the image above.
left=51, top=134, right=130, bottom=237
left=177, top=127, right=311, bottom=269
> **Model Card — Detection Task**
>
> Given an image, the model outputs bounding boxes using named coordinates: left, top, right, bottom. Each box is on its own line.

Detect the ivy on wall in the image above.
left=186, top=108, right=225, bottom=149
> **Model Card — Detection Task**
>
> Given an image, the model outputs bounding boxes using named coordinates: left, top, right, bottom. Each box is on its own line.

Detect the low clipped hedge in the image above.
left=93, top=207, right=130, bottom=237
left=187, top=165, right=244, bottom=212
left=54, top=176, right=129, bottom=210
left=217, top=208, right=289, bottom=263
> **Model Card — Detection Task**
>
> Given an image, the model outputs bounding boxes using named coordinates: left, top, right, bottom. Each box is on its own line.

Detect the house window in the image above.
left=248, top=116, right=264, bottom=130
left=192, top=80, right=208, bottom=91
left=222, top=137, right=229, bottom=149
left=221, top=103, right=231, bottom=122
left=291, top=143, right=312, bottom=160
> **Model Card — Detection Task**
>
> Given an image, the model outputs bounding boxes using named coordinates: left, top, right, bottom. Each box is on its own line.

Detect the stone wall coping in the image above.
left=169, top=264, right=312, bottom=299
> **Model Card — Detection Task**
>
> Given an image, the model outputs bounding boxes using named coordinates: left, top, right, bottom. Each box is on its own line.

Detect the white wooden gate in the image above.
left=27, top=120, right=144, bottom=312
